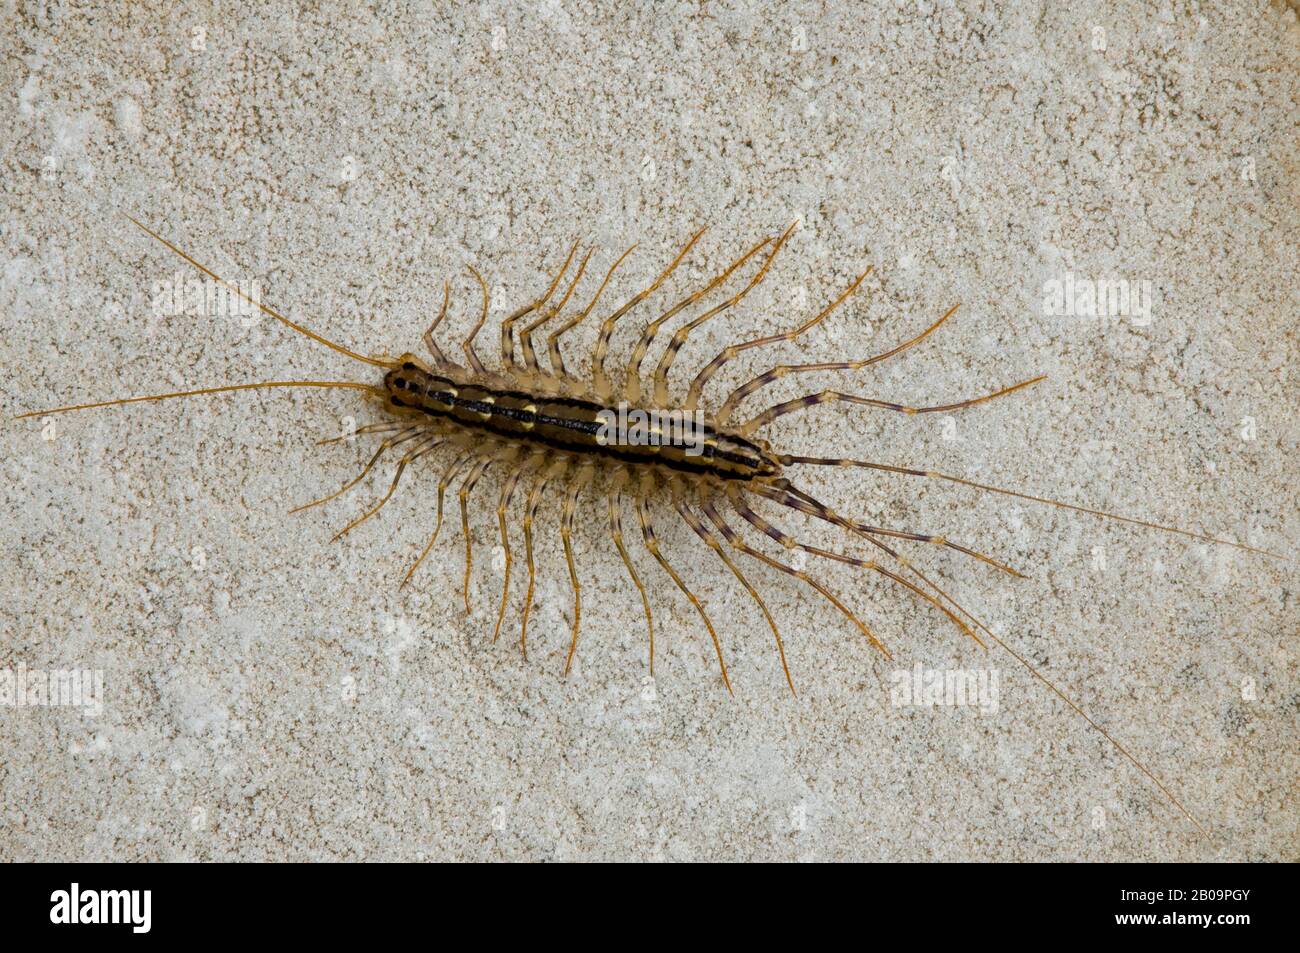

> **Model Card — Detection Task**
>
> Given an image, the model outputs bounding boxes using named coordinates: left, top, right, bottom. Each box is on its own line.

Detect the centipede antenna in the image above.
left=715, top=304, right=959, bottom=424
left=652, top=224, right=796, bottom=407
left=124, top=216, right=392, bottom=369
left=548, top=243, right=638, bottom=377
left=636, top=494, right=732, bottom=695
left=686, top=252, right=873, bottom=410
left=780, top=455, right=1282, bottom=558
left=620, top=236, right=772, bottom=404
left=15, top=380, right=381, bottom=420
left=591, top=227, right=707, bottom=399
left=739, top=376, right=1047, bottom=435
left=677, top=495, right=795, bottom=696
left=462, top=265, right=491, bottom=375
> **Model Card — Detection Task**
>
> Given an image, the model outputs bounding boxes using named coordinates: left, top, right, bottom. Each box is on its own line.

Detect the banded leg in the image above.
left=458, top=456, right=494, bottom=614
left=731, top=488, right=979, bottom=648
left=636, top=494, right=732, bottom=694
left=400, top=449, right=473, bottom=586
left=685, top=262, right=874, bottom=411
left=500, top=241, right=579, bottom=366
left=492, top=460, right=531, bottom=643
left=520, top=459, right=568, bottom=659
left=591, top=227, right=707, bottom=399
left=650, top=222, right=795, bottom=406
left=738, top=376, right=1046, bottom=435
left=608, top=469, right=655, bottom=674
left=292, top=426, right=425, bottom=514
left=520, top=246, right=592, bottom=373
left=699, top=499, right=889, bottom=658
left=622, top=235, right=772, bottom=404
left=316, top=421, right=407, bottom=447
left=560, top=465, right=596, bottom=675
left=547, top=243, right=637, bottom=377
left=676, top=495, right=795, bottom=696
left=332, top=436, right=441, bottom=542
left=461, top=265, right=490, bottom=375
left=714, top=304, right=958, bottom=424
left=777, top=454, right=1275, bottom=557
left=423, top=281, right=453, bottom=366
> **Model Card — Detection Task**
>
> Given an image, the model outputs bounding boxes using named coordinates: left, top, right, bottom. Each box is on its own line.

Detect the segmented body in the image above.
left=20, top=216, right=1274, bottom=834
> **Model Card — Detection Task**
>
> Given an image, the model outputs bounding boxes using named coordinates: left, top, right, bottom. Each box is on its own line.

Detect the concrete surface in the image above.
left=1, top=1, right=1296, bottom=861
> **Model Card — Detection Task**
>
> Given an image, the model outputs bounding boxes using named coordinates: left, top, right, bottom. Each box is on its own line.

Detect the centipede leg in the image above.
left=636, top=494, right=732, bottom=695
left=560, top=465, right=595, bottom=676
left=500, top=241, right=579, bottom=367
left=622, top=234, right=772, bottom=405
left=685, top=259, right=874, bottom=411
left=699, top=498, right=890, bottom=659
left=676, top=495, right=795, bottom=696
left=461, top=265, right=490, bottom=375
left=458, top=455, right=494, bottom=614
left=591, top=227, right=707, bottom=399
left=738, top=376, right=1046, bottom=435
left=423, top=281, right=453, bottom=366
left=608, top=469, right=655, bottom=675
left=521, top=246, right=591, bottom=373
left=547, top=244, right=637, bottom=377
left=400, top=449, right=473, bottom=587
left=650, top=223, right=795, bottom=406
left=293, top=426, right=425, bottom=514
left=520, top=460, right=567, bottom=660
left=492, top=461, right=530, bottom=643
left=332, top=436, right=441, bottom=542
left=714, top=304, right=958, bottom=424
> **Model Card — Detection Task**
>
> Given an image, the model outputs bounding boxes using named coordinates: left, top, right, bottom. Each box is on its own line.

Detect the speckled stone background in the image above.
left=2, top=1, right=1296, bottom=861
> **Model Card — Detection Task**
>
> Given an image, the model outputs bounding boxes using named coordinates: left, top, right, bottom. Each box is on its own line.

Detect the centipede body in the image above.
left=16, top=214, right=1280, bottom=837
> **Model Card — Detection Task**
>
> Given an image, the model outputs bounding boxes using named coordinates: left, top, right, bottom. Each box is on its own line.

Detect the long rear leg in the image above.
left=622, top=234, right=772, bottom=404
left=500, top=241, right=579, bottom=367
left=714, top=304, right=958, bottom=424
left=607, top=468, right=655, bottom=674
left=547, top=243, right=637, bottom=377
left=560, top=465, right=596, bottom=676
left=520, top=459, right=568, bottom=659
left=698, top=499, right=889, bottom=658
left=590, top=227, right=707, bottom=399
left=458, top=455, right=494, bottom=614
left=635, top=492, right=732, bottom=694
left=650, top=222, right=795, bottom=406
left=675, top=494, right=795, bottom=695
left=685, top=261, right=874, bottom=411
